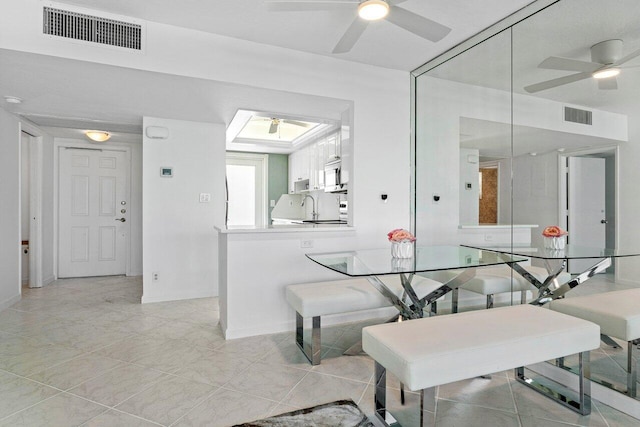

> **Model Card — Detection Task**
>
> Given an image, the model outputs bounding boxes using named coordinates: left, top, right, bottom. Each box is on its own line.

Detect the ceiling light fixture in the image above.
left=592, top=67, right=620, bottom=79
left=358, top=0, right=389, bottom=21
left=4, top=96, right=22, bottom=104
left=85, top=131, right=111, bottom=142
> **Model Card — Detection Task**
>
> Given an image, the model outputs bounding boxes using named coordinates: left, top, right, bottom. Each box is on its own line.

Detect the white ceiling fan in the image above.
left=266, top=0, right=451, bottom=53
left=525, top=39, right=640, bottom=93
left=264, top=117, right=313, bottom=134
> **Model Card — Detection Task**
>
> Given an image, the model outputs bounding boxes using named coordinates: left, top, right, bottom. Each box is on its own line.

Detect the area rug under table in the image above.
left=234, top=399, right=374, bottom=427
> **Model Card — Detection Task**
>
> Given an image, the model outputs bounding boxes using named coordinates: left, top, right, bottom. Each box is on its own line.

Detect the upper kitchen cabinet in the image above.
left=288, top=145, right=310, bottom=193
left=289, top=129, right=341, bottom=193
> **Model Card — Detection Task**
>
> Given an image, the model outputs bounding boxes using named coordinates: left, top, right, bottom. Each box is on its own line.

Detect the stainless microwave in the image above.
left=324, top=158, right=347, bottom=193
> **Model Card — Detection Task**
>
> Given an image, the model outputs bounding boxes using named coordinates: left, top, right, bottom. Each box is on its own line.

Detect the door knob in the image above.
left=601, top=219, right=608, bottom=224
left=115, top=218, right=126, bottom=223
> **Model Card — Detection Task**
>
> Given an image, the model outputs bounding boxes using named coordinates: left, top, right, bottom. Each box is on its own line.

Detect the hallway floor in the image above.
left=0, top=275, right=639, bottom=426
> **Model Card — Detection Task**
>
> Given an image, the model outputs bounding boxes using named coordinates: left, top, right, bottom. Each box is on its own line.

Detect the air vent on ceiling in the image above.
left=43, top=6, right=142, bottom=50
left=564, top=106, right=592, bottom=125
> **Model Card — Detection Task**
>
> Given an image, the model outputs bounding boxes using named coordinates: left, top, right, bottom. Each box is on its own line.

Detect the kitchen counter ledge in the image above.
left=215, top=224, right=356, bottom=234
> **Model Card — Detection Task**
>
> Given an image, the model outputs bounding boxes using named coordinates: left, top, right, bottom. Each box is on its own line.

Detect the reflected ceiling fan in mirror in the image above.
left=266, top=0, right=451, bottom=53
left=525, top=39, right=640, bottom=93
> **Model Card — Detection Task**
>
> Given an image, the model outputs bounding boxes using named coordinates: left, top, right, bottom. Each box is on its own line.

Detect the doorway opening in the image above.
left=225, top=152, right=268, bottom=227
left=20, top=130, right=43, bottom=288
left=559, top=147, right=617, bottom=274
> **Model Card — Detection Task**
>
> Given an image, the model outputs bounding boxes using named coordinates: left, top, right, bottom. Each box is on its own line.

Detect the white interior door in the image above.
left=568, top=156, right=606, bottom=274
left=58, top=147, right=128, bottom=278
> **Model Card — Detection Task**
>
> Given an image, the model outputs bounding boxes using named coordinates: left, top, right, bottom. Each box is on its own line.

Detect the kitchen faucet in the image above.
left=301, top=194, right=318, bottom=220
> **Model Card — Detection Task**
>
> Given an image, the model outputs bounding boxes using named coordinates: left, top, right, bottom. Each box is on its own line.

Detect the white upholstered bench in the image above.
left=285, top=275, right=444, bottom=365
left=362, top=305, right=600, bottom=426
left=549, top=288, right=640, bottom=397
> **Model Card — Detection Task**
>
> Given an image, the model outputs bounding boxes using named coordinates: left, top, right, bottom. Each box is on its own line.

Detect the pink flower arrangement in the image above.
left=542, top=225, right=568, bottom=238
left=387, top=228, right=416, bottom=242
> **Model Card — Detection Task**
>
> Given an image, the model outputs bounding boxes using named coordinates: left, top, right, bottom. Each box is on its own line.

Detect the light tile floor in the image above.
left=0, top=275, right=639, bottom=426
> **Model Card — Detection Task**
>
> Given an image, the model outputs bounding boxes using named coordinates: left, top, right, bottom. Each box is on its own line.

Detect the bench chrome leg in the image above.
left=295, top=312, right=321, bottom=365
left=515, top=351, right=591, bottom=415
left=451, top=288, right=459, bottom=314
left=486, top=294, right=494, bottom=309
left=601, top=334, right=621, bottom=349
left=374, top=361, right=389, bottom=425
left=374, top=362, right=435, bottom=427
left=430, top=301, right=437, bottom=316
left=627, top=340, right=637, bottom=398
left=520, top=290, right=528, bottom=305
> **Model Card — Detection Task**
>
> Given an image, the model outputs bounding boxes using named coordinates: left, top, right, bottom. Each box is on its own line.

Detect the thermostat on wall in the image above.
left=160, top=167, right=174, bottom=177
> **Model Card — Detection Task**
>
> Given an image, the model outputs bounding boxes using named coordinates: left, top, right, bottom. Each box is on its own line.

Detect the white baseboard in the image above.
left=222, top=306, right=399, bottom=340
left=141, top=290, right=217, bottom=304
left=0, top=294, right=22, bottom=312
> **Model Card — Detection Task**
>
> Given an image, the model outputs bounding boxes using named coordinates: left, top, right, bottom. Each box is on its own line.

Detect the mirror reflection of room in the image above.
left=414, top=0, right=640, bottom=405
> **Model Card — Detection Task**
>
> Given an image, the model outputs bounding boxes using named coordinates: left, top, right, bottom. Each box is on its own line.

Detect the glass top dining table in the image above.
left=462, top=243, right=640, bottom=305
left=306, top=245, right=529, bottom=319
left=306, top=245, right=528, bottom=277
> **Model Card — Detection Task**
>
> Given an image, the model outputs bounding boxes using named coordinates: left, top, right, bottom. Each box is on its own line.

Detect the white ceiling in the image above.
left=42, top=0, right=534, bottom=71
left=0, top=49, right=350, bottom=149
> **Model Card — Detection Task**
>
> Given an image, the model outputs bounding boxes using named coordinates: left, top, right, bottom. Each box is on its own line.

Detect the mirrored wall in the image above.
left=412, top=0, right=640, bottom=401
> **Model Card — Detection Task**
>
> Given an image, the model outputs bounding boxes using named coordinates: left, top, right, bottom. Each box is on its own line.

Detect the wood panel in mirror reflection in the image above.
left=479, top=167, right=497, bottom=224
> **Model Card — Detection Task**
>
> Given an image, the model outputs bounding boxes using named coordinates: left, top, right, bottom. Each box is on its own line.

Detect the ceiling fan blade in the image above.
left=283, top=119, right=311, bottom=127
left=386, top=6, right=451, bottom=42
left=265, top=0, right=357, bottom=12
left=332, top=17, right=369, bottom=53
left=524, top=72, right=591, bottom=93
left=614, top=46, right=640, bottom=66
left=538, top=56, right=602, bottom=73
left=598, top=77, right=618, bottom=90
left=269, top=121, right=278, bottom=133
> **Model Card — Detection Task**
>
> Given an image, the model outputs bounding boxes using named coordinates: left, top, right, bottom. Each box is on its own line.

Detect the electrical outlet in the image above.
left=300, top=240, right=314, bottom=248
left=152, top=272, right=159, bottom=281
left=199, top=193, right=211, bottom=203
left=484, top=234, right=493, bottom=242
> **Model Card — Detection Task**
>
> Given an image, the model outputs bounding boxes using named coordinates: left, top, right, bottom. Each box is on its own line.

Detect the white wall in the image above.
left=0, top=107, right=21, bottom=310
left=617, top=120, right=640, bottom=284
left=512, top=151, right=560, bottom=261
left=142, top=117, right=226, bottom=303
left=41, top=132, right=55, bottom=284
left=459, top=148, right=479, bottom=224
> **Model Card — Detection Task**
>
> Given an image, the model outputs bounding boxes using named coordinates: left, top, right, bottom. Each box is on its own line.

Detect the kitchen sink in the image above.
left=309, top=220, right=347, bottom=224
left=287, top=219, right=347, bottom=225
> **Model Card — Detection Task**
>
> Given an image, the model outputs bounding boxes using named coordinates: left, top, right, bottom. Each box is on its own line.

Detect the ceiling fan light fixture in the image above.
left=358, top=0, right=389, bottom=21
left=85, top=130, right=111, bottom=142
left=592, top=67, right=620, bottom=79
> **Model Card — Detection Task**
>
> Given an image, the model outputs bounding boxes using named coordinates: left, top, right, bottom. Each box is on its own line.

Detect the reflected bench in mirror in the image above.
left=549, top=288, right=640, bottom=398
